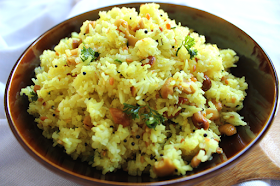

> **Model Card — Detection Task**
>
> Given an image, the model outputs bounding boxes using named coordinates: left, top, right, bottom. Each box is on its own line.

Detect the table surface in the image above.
left=0, top=0, right=279, bottom=185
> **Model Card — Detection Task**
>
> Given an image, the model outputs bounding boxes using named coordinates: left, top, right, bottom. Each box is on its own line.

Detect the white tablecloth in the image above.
left=1, top=0, right=279, bottom=185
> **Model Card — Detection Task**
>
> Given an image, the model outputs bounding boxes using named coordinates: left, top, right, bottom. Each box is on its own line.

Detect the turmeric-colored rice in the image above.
left=21, top=3, right=248, bottom=178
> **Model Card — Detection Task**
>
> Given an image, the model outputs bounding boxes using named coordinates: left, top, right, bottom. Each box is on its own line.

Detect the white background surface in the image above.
left=0, top=0, right=279, bottom=185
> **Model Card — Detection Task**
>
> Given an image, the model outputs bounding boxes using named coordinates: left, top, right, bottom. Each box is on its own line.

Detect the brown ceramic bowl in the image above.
left=4, top=2, right=279, bottom=186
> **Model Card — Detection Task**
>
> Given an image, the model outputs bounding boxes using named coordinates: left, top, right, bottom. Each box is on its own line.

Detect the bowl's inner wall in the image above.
left=7, top=3, right=277, bottom=183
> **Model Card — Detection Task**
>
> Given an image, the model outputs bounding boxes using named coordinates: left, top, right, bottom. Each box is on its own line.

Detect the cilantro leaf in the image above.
left=114, top=59, right=122, bottom=64
left=80, top=46, right=99, bottom=62
left=30, top=91, right=38, bottom=102
left=123, top=103, right=143, bottom=120
left=122, top=103, right=165, bottom=130
left=187, top=48, right=198, bottom=59
left=142, top=105, right=165, bottom=129
left=175, top=44, right=183, bottom=57
left=176, top=35, right=198, bottom=59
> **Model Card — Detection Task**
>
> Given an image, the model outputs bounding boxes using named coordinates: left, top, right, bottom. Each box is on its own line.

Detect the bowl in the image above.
left=4, top=2, right=279, bottom=185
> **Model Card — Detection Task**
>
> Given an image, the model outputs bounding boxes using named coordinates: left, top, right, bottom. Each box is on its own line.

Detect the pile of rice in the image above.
left=21, top=3, right=248, bottom=178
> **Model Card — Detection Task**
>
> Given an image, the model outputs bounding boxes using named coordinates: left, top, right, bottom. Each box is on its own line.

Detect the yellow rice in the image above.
left=21, top=3, right=248, bottom=178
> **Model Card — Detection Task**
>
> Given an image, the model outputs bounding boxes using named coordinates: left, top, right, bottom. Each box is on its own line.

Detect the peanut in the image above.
left=202, top=74, right=212, bottom=91
left=206, top=108, right=219, bottom=120
left=192, top=111, right=209, bottom=130
left=219, top=124, right=237, bottom=136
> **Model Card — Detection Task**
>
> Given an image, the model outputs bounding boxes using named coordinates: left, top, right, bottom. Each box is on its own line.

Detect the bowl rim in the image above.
left=4, top=2, right=279, bottom=185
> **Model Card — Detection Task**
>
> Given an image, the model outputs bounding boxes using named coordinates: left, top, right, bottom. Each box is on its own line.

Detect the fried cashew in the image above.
left=153, top=158, right=176, bottom=177
left=115, top=19, right=139, bottom=47
left=175, top=78, right=196, bottom=94
left=131, top=19, right=145, bottom=32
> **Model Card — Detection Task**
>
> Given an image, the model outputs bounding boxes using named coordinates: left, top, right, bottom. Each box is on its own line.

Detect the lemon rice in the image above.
left=21, top=3, right=248, bottom=178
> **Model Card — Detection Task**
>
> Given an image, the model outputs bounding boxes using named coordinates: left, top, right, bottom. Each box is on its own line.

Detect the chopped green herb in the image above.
left=80, top=46, right=99, bottom=62
left=142, top=105, right=165, bottom=129
left=123, top=103, right=144, bottom=120
left=176, top=35, right=198, bottom=59
left=122, top=103, right=165, bottom=130
left=30, top=91, right=38, bottom=101
left=114, top=59, right=122, bottom=64
left=56, top=129, right=60, bottom=133
left=171, top=27, right=176, bottom=29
